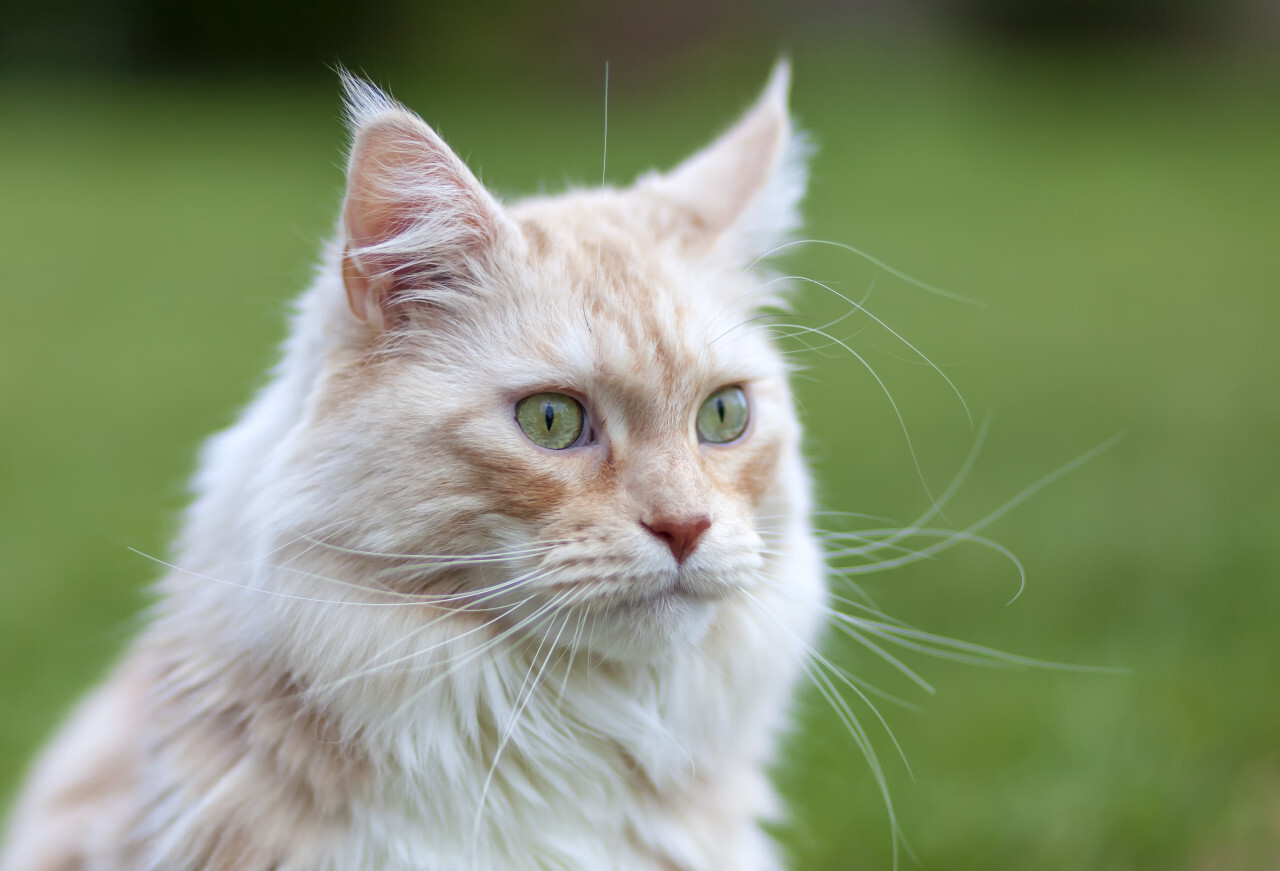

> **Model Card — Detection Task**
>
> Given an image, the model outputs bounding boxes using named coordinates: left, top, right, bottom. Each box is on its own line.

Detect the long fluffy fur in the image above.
left=1, top=63, right=825, bottom=871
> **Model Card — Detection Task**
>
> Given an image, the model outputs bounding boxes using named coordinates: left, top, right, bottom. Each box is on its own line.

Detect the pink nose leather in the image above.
left=642, top=515, right=712, bottom=564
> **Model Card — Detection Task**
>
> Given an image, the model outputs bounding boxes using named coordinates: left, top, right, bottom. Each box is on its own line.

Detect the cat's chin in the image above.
left=587, top=592, right=719, bottom=663
left=522, top=590, right=720, bottom=664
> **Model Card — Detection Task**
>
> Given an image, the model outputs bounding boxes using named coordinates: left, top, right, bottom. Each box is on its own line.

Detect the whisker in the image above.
left=829, top=529, right=1026, bottom=606
left=817, top=415, right=991, bottom=565
left=751, top=575, right=922, bottom=704
left=745, top=237, right=983, bottom=307
left=842, top=616, right=1125, bottom=674
left=763, top=320, right=943, bottom=512
left=375, top=546, right=566, bottom=577
left=314, top=592, right=541, bottom=696
left=262, top=519, right=361, bottom=560
left=262, top=562, right=533, bottom=610
left=706, top=271, right=874, bottom=350
left=472, top=584, right=589, bottom=839
left=557, top=605, right=590, bottom=705
left=762, top=509, right=901, bottom=524
left=388, top=583, right=591, bottom=726
left=740, top=589, right=911, bottom=869
left=825, top=431, right=1124, bottom=605
left=294, top=532, right=570, bottom=565
left=756, top=273, right=877, bottom=358
left=828, top=621, right=934, bottom=695
left=787, top=276, right=972, bottom=426
left=812, top=534, right=931, bottom=561
left=129, top=548, right=460, bottom=609
left=760, top=548, right=884, bottom=612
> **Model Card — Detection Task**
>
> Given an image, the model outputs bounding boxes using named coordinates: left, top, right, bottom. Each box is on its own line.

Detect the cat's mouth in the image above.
left=667, top=574, right=742, bottom=604
left=624, top=585, right=721, bottom=614
left=541, top=571, right=739, bottom=608
left=555, top=581, right=725, bottom=662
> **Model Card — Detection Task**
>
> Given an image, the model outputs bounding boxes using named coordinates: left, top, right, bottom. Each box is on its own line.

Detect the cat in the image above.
left=0, top=60, right=829, bottom=871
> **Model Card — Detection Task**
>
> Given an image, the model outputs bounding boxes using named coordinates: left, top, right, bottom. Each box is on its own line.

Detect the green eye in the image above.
left=696, top=386, right=749, bottom=444
left=516, top=393, right=585, bottom=450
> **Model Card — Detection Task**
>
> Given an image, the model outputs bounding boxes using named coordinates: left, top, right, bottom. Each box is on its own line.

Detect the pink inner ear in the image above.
left=340, top=112, right=504, bottom=329
left=342, top=121, right=423, bottom=327
left=345, top=119, right=433, bottom=251
left=341, top=251, right=373, bottom=323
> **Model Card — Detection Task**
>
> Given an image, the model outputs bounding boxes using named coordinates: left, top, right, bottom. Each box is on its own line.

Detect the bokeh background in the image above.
left=2, top=1, right=1279, bottom=868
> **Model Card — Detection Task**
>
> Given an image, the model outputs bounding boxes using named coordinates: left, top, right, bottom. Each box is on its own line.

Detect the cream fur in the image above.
left=0, top=62, right=825, bottom=871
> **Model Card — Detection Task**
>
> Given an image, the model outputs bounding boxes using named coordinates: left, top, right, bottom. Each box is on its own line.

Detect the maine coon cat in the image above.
left=0, top=62, right=828, bottom=870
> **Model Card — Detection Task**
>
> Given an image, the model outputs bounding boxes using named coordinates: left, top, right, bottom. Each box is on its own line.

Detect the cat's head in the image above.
left=274, top=64, right=811, bottom=663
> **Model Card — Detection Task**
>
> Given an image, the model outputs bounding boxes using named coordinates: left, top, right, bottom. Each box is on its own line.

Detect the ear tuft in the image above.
left=339, top=68, right=404, bottom=131
left=338, top=72, right=509, bottom=331
left=645, top=59, right=811, bottom=264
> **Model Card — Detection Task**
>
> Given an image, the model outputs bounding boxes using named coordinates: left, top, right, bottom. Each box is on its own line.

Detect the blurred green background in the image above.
left=2, top=1, right=1279, bottom=868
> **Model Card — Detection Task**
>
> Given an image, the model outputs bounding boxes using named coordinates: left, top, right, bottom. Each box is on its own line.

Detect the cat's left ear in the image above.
left=643, top=59, right=809, bottom=264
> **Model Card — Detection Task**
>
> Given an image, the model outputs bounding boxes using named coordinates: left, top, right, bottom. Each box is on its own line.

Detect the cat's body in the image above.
left=0, top=64, right=826, bottom=871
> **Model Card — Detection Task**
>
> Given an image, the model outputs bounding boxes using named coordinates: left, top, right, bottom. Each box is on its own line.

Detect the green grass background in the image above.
left=2, top=43, right=1278, bottom=869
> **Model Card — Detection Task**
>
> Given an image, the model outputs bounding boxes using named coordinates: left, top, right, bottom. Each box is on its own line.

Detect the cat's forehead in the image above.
left=508, top=189, right=748, bottom=322
left=511, top=186, right=705, bottom=261
left=499, top=192, right=771, bottom=397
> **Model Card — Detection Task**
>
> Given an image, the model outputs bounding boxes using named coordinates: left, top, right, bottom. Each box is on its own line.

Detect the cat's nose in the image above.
left=641, top=515, right=712, bottom=564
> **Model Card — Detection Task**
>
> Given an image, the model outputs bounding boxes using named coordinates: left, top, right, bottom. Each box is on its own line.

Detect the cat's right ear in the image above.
left=639, top=60, right=808, bottom=266
left=339, top=73, right=511, bottom=331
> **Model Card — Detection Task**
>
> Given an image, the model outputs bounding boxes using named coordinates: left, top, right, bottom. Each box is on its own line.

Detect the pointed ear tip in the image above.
left=337, top=68, right=375, bottom=103
left=765, top=57, right=792, bottom=104
left=338, top=71, right=404, bottom=133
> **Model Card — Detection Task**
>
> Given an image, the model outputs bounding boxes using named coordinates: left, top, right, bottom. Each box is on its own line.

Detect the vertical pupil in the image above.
left=544, top=401, right=555, bottom=432
left=716, top=396, right=726, bottom=423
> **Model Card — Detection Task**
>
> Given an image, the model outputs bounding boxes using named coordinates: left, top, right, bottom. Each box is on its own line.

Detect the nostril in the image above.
left=642, top=515, right=712, bottom=564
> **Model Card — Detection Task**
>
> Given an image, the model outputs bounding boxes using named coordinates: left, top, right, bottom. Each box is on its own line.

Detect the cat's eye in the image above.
left=696, top=386, right=749, bottom=444
left=516, top=393, right=586, bottom=450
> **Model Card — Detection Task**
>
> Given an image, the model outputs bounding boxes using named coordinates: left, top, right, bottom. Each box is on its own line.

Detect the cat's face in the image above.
left=282, top=66, right=808, bottom=663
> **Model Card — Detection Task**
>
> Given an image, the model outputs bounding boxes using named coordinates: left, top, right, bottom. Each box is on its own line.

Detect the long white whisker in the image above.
left=745, top=237, right=982, bottom=307
left=826, top=431, right=1123, bottom=605
left=821, top=415, right=990, bottom=566
left=557, top=606, right=590, bottom=704
left=389, top=582, right=597, bottom=728
left=741, top=589, right=910, bottom=869
left=128, top=548, right=482, bottom=609
left=830, top=529, right=1026, bottom=604
left=262, top=562, right=536, bottom=609
left=600, top=61, right=609, bottom=190
left=375, top=546, right=566, bottom=577
left=706, top=271, right=874, bottom=350
left=843, top=616, right=1125, bottom=674
left=315, top=592, right=541, bottom=696
left=294, top=531, right=570, bottom=564
left=765, top=320, right=943, bottom=510
left=784, top=274, right=972, bottom=427
left=472, top=584, right=588, bottom=840
left=828, top=621, right=936, bottom=695
left=755, top=575, right=923, bottom=710
left=742, top=588, right=917, bottom=772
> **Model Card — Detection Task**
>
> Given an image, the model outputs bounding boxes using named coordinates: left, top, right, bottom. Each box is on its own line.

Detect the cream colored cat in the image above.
left=0, top=62, right=825, bottom=871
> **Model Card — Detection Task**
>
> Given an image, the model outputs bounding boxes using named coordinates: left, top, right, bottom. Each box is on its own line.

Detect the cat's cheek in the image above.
left=446, top=441, right=594, bottom=524
left=700, top=433, right=785, bottom=512
left=735, top=437, right=785, bottom=508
